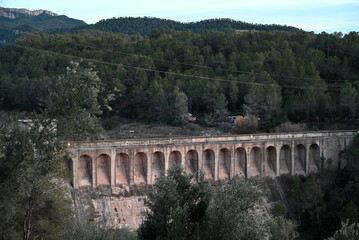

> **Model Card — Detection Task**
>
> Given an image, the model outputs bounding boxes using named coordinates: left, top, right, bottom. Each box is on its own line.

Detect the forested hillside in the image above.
left=0, top=29, right=358, bottom=129
left=53, top=17, right=298, bottom=36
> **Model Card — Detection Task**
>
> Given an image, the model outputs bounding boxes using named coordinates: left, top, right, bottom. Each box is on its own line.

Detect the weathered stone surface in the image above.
left=66, top=130, right=358, bottom=189
left=70, top=186, right=148, bottom=230
left=0, top=7, right=58, bottom=19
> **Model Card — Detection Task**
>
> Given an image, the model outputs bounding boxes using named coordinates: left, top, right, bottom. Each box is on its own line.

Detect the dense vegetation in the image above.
left=1, top=14, right=359, bottom=239
left=52, top=17, right=298, bottom=36
left=139, top=164, right=297, bottom=240
left=0, top=14, right=85, bottom=31
left=1, top=29, right=358, bottom=129
left=286, top=135, right=359, bottom=240
left=0, top=62, right=104, bottom=239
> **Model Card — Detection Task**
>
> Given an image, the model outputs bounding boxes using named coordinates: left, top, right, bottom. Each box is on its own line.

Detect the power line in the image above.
left=9, top=42, right=337, bottom=92
left=34, top=32, right=353, bottom=83
left=2, top=27, right=355, bottom=84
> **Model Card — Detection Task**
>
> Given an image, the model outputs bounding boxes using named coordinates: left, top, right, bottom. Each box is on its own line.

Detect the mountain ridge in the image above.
left=48, top=16, right=299, bottom=36
left=0, top=7, right=58, bottom=19
left=0, top=7, right=86, bottom=44
left=0, top=7, right=300, bottom=45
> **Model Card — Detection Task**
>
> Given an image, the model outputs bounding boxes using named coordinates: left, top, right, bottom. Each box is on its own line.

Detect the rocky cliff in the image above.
left=68, top=185, right=149, bottom=230
left=0, top=7, right=58, bottom=19
left=0, top=7, right=86, bottom=44
left=68, top=178, right=285, bottom=231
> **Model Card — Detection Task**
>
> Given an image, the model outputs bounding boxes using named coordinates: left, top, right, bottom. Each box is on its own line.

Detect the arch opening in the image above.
left=152, top=151, right=165, bottom=183
left=62, top=157, right=73, bottom=186
left=134, top=152, right=147, bottom=184
left=309, top=144, right=320, bottom=173
left=185, top=150, right=198, bottom=177
left=116, top=153, right=130, bottom=185
left=203, top=149, right=215, bottom=180
left=169, top=151, right=182, bottom=167
left=249, top=147, right=261, bottom=177
left=339, top=150, right=346, bottom=169
left=295, top=144, right=306, bottom=175
left=79, top=155, right=92, bottom=187
left=266, top=146, right=276, bottom=177
left=235, top=147, right=246, bottom=178
left=219, top=148, right=231, bottom=180
left=280, top=145, right=291, bottom=175
left=97, top=154, right=111, bottom=186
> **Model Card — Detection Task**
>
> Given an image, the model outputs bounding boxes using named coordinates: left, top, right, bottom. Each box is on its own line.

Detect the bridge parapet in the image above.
left=65, top=130, right=358, bottom=189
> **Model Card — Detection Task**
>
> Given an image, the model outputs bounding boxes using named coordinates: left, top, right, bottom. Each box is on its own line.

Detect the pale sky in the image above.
left=1, top=0, right=358, bottom=33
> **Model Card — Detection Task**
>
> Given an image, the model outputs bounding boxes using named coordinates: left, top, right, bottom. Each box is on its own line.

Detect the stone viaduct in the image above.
left=66, top=130, right=358, bottom=189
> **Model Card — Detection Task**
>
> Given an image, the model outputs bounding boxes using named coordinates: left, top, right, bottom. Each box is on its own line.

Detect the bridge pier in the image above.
left=230, top=147, right=235, bottom=179
left=291, top=142, right=295, bottom=176
left=305, top=143, right=310, bottom=175
left=276, top=146, right=281, bottom=177
left=110, top=150, right=116, bottom=186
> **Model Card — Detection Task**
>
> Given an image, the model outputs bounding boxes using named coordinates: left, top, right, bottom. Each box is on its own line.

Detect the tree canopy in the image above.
left=139, top=164, right=297, bottom=240
left=0, top=62, right=104, bottom=239
left=1, top=29, right=358, bottom=128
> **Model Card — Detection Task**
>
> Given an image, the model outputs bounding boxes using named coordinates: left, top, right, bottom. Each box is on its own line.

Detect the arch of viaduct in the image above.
left=66, top=130, right=358, bottom=189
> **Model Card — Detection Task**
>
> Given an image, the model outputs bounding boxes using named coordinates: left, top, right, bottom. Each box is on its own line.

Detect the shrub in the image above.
left=233, top=114, right=258, bottom=134
left=274, top=122, right=307, bottom=133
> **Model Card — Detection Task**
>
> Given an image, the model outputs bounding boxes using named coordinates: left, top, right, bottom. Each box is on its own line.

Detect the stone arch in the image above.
left=295, top=144, right=306, bottom=175
left=78, top=155, right=92, bottom=187
left=152, top=151, right=165, bottom=183
left=185, top=150, right=198, bottom=176
left=235, top=147, right=246, bottom=177
left=134, top=152, right=147, bottom=184
left=339, top=150, right=346, bottom=169
left=97, top=154, right=111, bottom=186
left=219, top=148, right=231, bottom=180
left=62, top=156, right=73, bottom=186
left=169, top=151, right=181, bottom=167
left=266, top=146, right=276, bottom=176
left=249, top=147, right=261, bottom=177
left=280, top=145, right=291, bottom=175
left=116, top=153, right=130, bottom=185
left=203, top=149, right=215, bottom=180
left=309, top=143, right=320, bottom=172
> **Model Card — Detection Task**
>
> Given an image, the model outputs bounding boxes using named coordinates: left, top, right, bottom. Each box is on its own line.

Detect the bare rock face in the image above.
left=0, top=7, right=58, bottom=19
left=69, top=185, right=149, bottom=230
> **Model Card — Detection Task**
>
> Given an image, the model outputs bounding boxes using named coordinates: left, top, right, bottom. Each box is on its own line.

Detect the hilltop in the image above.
left=48, top=17, right=299, bottom=36
left=0, top=7, right=300, bottom=44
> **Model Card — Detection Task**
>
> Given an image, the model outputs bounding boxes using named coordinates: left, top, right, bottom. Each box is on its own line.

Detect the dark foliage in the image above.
left=288, top=135, right=359, bottom=239
left=66, top=17, right=299, bottom=36
left=0, top=28, right=358, bottom=128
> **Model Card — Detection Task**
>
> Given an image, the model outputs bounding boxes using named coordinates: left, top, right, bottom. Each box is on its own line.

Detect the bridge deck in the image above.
left=69, top=130, right=359, bottom=150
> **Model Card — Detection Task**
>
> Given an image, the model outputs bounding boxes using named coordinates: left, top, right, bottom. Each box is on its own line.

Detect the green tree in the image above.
left=268, top=216, right=298, bottom=240
left=167, top=86, right=189, bottom=126
left=338, top=82, right=358, bottom=119
left=146, top=80, right=167, bottom=122
left=139, top=165, right=296, bottom=240
left=0, top=120, right=71, bottom=240
left=325, top=221, right=359, bottom=240
left=63, top=215, right=137, bottom=240
left=0, top=62, right=104, bottom=239
left=201, top=176, right=271, bottom=240
left=41, top=61, right=103, bottom=141
left=205, top=93, right=229, bottom=126
left=243, top=73, right=282, bottom=124
left=138, top=164, right=210, bottom=240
